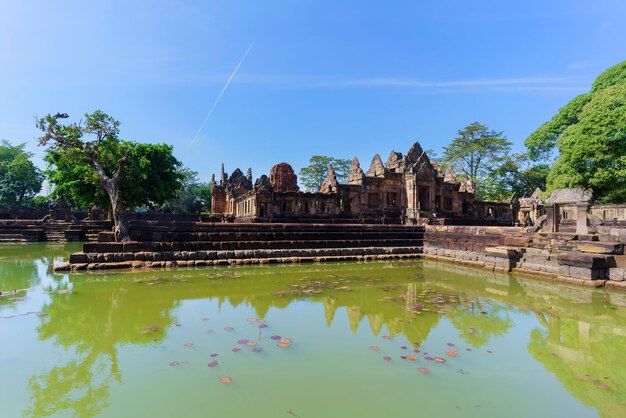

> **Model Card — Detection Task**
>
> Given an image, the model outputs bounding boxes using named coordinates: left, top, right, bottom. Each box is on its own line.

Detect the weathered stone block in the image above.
left=608, top=268, right=625, bottom=281
left=69, top=253, right=88, bottom=263
left=97, top=231, right=115, bottom=242
left=503, top=236, right=531, bottom=247
left=577, top=241, right=624, bottom=255
left=569, top=266, right=606, bottom=280
left=557, top=252, right=615, bottom=269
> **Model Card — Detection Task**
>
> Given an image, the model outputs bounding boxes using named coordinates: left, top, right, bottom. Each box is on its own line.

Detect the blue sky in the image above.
left=1, top=0, right=626, bottom=185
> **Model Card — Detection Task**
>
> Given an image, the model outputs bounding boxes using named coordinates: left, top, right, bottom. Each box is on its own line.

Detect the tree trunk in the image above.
left=88, top=154, right=131, bottom=242
left=109, top=186, right=130, bottom=242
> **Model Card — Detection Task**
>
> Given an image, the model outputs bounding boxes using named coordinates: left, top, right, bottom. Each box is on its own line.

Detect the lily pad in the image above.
left=278, top=337, right=292, bottom=348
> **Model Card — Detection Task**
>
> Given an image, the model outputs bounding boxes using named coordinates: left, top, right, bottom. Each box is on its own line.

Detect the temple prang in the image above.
left=210, top=140, right=507, bottom=224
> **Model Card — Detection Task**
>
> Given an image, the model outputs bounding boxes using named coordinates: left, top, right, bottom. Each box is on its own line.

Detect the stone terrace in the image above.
left=56, top=221, right=425, bottom=271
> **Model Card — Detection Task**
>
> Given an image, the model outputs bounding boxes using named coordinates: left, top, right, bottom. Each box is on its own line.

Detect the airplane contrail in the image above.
left=191, top=43, right=254, bottom=143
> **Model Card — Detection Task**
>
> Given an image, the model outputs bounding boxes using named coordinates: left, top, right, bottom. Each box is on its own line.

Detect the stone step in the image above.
left=65, top=245, right=424, bottom=268
left=84, top=238, right=424, bottom=253
left=576, top=241, right=624, bottom=255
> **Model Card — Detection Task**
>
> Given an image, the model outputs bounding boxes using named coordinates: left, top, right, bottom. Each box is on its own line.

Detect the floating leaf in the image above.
left=208, top=361, right=218, bottom=367
left=219, top=376, right=233, bottom=384
left=270, top=335, right=282, bottom=340
left=417, top=367, right=430, bottom=373
left=278, top=337, right=292, bottom=348
left=369, top=346, right=379, bottom=351
left=434, top=357, right=447, bottom=363
left=383, top=356, right=392, bottom=361
left=446, top=350, right=458, bottom=357
left=169, top=361, right=180, bottom=367
left=184, top=343, right=194, bottom=348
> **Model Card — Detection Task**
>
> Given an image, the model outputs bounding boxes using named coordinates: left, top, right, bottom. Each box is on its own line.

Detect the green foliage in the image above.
left=546, top=84, right=626, bottom=203
left=525, top=94, right=592, bottom=161
left=0, top=140, right=44, bottom=205
left=442, top=122, right=512, bottom=194
left=40, top=111, right=184, bottom=210
left=161, top=168, right=212, bottom=214
left=479, top=154, right=550, bottom=201
left=299, top=155, right=351, bottom=191
left=525, top=60, right=626, bottom=203
left=591, top=60, right=626, bottom=93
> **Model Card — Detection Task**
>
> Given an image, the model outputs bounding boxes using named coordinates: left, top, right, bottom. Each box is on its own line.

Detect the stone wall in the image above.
left=56, top=222, right=425, bottom=271
left=422, top=225, right=626, bottom=291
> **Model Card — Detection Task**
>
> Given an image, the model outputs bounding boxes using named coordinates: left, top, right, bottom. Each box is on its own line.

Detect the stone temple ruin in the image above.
left=211, top=141, right=512, bottom=224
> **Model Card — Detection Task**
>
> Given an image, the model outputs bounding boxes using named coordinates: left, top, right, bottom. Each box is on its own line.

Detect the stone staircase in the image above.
left=0, top=220, right=45, bottom=242
left=59, top=222, right=425, bottom=270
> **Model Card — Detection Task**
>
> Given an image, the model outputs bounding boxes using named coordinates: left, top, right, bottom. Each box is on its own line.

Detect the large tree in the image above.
left=525, top=60, right=626, bottom=203
left=480, top=154, right=550, bottom=202
left=0, top=140, right=44, bottom=205
left=161, top=168, right=212, bottom=214
left=442, top=122, right=512, bottom=195
left=38, top=111, right=183, bottom=241
left=299, top=155, right=351, bottom=191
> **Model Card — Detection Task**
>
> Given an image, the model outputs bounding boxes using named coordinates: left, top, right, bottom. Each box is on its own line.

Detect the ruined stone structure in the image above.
left=211, top=141, right=500, bottom=224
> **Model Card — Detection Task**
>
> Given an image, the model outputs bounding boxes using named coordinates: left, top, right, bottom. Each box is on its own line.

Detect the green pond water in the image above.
left=1, top=243, right=626, bottom=418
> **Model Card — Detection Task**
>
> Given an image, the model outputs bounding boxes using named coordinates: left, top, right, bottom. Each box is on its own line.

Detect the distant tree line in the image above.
left=299, top=60, right=626, bottom=204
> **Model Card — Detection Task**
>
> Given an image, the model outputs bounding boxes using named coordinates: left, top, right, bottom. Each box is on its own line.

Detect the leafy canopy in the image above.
left=41, top=111, right=184, bottom=210
left=525, top=60, right=626, bottom=203
left=161, top=168, right=212, bottom=214
left=0, top=140, right=43, bottom=206
left=442, top=122, right=512, bottom=197
left=299, top=155, right=351, bottom=191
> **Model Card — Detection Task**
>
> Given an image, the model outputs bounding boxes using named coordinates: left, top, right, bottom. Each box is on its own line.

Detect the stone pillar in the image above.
left=545, top=204, right=558, bottom=233
left=576, top=202, right=590, bottom=235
